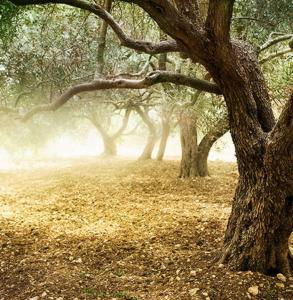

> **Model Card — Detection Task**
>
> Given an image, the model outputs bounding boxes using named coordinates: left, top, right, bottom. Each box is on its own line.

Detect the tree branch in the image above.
left=259, top=48, right=292, bottom=64
left=21, top=71, right=221, bottom=121
left=259, top=34, right=293, bottom=53
left=112, top=108, right=131, bottom=139
left=232, top=17, right=275, bottom=28
left=135, top=106, right=156, bottom=135
left=172, top=0, right=202, bottom=23
left=120, top=0, right=207, bottom=58
left=205, top=0, right=235, bottom=42
left=10, top=0, right=180, bottom=54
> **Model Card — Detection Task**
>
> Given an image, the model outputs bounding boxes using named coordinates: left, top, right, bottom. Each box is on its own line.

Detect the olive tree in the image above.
left=9, top=0, right=293, bottom=275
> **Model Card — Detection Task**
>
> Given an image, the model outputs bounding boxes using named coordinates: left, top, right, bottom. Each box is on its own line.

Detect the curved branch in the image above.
left=21, top=71, right=222, bottom=121
left=10, top=0, right=180, bottom=54
left=112, top=108, right=131, bottom=139
left=232, top=17, right=275, bottom=28
left=259, top=34, right=293, bottom=53
left=259, top=48, right=292, bottom=64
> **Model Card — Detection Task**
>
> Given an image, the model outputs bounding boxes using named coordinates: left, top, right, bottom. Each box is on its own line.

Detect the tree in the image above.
left=85, top=103, right=131, bottom=156
left=135, top=105, right=158, bottom=160
left=196, top=113, right=228, bottom=177
left=8, top=0, right=293, bottom=275
left=156, top=103, right=176, bottom=161
left=179, top=108, right=199, bottom=177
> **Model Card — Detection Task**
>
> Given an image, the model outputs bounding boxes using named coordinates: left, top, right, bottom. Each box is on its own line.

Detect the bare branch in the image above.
left=232, top=17, right=275, bottom=28
left=259, top=34, right=293, bottom=53
left=21, top=71, right=221, bottom=121
left=120, top=0, right=207, bottom=57
left=10, top=0, right=180, bottom=54
left=259, top=48, right=292, bottom=64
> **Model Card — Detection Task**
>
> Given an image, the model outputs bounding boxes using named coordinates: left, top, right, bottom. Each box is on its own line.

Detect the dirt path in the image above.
left=0, top=158, right=292, bottom=300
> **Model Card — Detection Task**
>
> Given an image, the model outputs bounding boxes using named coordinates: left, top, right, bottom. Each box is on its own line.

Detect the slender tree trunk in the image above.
left=136, top=106, right=157, bottom=160
left=179, top=111, right=199, bottom=178
left=156, top=121, right=170, bottom=161
left=139, top=133, right=157, bottom=160
left=196, top=116, right=229, bottom=177
left=94, top=0, right=112, bottom=79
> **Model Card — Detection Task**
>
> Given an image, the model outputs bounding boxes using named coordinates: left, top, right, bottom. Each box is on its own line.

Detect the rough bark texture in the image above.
left=179, top=111, right=199, bottom=178
left=212, top=45, right=292, bottom=276
left=156, top=121, right=171, bottom=161
left=197, top=116, right=229, bottom=177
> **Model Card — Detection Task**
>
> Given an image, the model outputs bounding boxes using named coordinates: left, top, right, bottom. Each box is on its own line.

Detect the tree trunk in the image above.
left=206, top=43, right=293, bottom=275
left=89, top=108, right=131, bottom=157
left=135, top=106, right=157, bottom=160
left=139, top=133, right=157, bottom=160
left=196, top=116, right=229, bottom=177
left=101, top=134, right=117, bottom=156
left=156, top=121, right=170, bottom=161
left=219, top=92, right=293, bottom=276
left=94, top=0, right=112, bottom=78
left=179, top=111, right=199, bottom=178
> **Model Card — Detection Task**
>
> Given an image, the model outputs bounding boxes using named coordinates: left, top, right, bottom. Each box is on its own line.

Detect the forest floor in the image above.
left=0, top=158, right=292, bottom=300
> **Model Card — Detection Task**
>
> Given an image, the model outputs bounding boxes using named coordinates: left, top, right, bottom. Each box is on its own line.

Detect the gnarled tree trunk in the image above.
left=179, top=111, right=199, bottom=178
left=140, top=133, right=157, bottom=160
left=10, top=0, right=293, bottom=276
left=209, top=43, right=293, bottom=275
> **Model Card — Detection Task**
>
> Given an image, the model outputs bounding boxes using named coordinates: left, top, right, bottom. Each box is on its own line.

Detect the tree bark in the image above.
left=209, top=43, right=293, bottom=275
left=179, top=111, right=199, bottom=178
left=196, top=116, right=229, bottom=177
left=156, top=121, right=171, bottom=161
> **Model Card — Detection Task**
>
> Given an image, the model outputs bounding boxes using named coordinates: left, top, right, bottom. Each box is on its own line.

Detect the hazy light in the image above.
left=0, top=129, right=236, bottom=171
left=44, top=130, right=102, bottom=158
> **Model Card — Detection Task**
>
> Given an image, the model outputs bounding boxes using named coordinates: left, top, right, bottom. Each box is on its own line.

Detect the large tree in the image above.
left=9, top=0, right=293, bottom=275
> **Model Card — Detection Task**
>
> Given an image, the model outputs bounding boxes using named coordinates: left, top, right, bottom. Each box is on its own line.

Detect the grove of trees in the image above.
left=0, top=0, right=292, bottom=276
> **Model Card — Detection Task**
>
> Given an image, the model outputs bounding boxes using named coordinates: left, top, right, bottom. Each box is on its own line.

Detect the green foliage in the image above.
left=233, top=0, right=292, bottom=45
left=0, top=0, right=19, bottom=44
